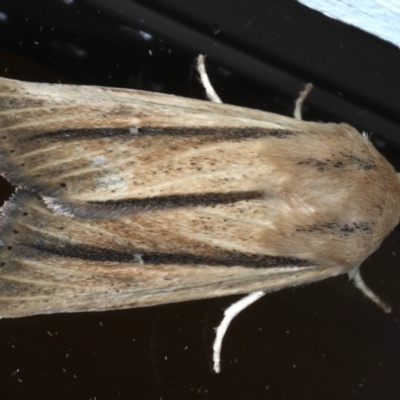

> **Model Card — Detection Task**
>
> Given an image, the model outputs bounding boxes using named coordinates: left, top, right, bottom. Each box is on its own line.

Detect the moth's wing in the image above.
left=0, top=190, right=345, bottom=319
left=0, top=77, right=313, bottom=218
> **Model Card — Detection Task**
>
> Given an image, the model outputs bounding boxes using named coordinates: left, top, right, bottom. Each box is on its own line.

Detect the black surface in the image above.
left=0, top=1, right=399, bottom=399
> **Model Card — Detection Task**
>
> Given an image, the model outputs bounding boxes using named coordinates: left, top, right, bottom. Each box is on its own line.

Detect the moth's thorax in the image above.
left=257, top=122, right=400, bottom=269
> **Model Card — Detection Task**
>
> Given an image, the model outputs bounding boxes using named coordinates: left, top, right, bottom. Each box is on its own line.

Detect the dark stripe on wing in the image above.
left=87, top=191, right=265, bottom=210
left=297, top=156, right=376, bottom=172
left=296, top=220, right=373, bottom=235
left=47, top=190, right=267, bottom=218
left=28, top=126, right=300, bottom=141
left=28, top=243, right=314, bottom=269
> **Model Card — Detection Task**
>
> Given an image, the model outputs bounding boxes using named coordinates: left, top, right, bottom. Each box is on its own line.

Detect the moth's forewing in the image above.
left=0, top=190, right=336, bottom=318
left=0, top=76, right=380, bottom=220
left=0, top=77, right=302, bottom=217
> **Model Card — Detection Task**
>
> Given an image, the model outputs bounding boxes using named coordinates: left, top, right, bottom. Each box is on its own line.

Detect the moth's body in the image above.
left=0, top=77, right=399, bottom=318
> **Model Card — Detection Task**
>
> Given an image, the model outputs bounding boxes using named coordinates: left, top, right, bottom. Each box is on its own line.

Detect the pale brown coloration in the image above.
left=0, top=77, right=361, bottom=217
left=0, top=76, right=399, bottom=318
left=0, top=190, right=335, bottom=317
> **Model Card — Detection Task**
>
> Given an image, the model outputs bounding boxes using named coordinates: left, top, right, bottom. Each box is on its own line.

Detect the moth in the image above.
left=0, top=56, right=398, bottom=372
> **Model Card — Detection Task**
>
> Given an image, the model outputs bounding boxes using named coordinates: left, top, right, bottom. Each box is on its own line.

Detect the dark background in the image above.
left=0, top=0, right=400, bottom=399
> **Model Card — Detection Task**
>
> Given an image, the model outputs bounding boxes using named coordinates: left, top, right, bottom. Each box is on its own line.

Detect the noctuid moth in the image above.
left=0, top=56, right=398, bottom=372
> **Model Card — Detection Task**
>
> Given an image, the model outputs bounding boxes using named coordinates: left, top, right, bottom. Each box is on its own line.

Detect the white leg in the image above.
left=197, top=55, right=223, bottom=104
left=348, top=268, right=391, bottom=313
left=197, top=55, right=264, bottom=373
left=213, top=291, right=266, bottom=373
left=294, top=83, right=313, bottom=120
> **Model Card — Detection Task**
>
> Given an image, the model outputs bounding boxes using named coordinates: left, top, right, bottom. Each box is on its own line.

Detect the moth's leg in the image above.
left=348, top=268, right=391, bottom=313
left=294, top=83, right=313, bottom=120
left=213, top=291, right=265, bottom=373
left=196, top=55, right=266, bottom=372
left=197, top=55, right=223, bottom=104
